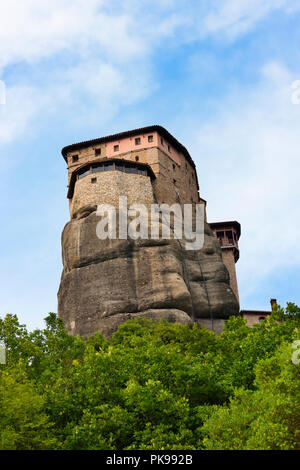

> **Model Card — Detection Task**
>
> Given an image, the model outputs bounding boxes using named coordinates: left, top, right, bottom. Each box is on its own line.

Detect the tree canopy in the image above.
left=0, top=304, right=299, bottom=450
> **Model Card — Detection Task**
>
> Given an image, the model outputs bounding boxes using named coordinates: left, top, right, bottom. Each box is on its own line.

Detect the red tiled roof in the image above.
left=240, top=310, right=271, bottom=316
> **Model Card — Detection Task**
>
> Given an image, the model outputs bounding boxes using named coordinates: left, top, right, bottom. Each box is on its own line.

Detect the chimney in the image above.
left=270, top=298, right=277, bottom=310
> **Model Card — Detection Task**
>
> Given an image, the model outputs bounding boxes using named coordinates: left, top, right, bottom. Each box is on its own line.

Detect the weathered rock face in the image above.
left=58, top=205, right=239, bottom=338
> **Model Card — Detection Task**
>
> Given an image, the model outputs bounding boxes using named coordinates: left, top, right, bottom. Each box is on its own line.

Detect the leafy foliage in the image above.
left=0, top=304, right=299, bottom=449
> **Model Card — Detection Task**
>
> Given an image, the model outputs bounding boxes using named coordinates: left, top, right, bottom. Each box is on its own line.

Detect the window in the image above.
left=72, top=155, right=79, bottom=163
left=135, top=137, right=141, bottom=145
left=115, top=163, right=124, bottom=172
left=168, top=145, right=171, bottom=152
left=161, top=137, right=164, bottom=145
left=92, top=165, right=103, bottom=173
left=74, top=160, right=150, bottom=189
left=216, top=231, right=224, bottom=245
left=259, top=317, right=266, bottom=323
left=78, top=168, right=90, bottom=179
left=173, top=179, right=177, bottom=184
left=172, top=164, right=176, bottom=170
left=95, top=148, right=101, bottom=156
left=135, top=156, right=139, bottom=161
left=104, top=163, right=114, bottom=171
left=125, top=165, right=136, bottom=174
left=226, top=230, right=233, bottom=245
left=148, top=135, right=153, bottom=143
left=114, top=145, right=119, bottom=152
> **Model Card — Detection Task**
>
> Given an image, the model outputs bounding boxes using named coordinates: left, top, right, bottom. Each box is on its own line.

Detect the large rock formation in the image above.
left=58, top=204, right=239, bottom=338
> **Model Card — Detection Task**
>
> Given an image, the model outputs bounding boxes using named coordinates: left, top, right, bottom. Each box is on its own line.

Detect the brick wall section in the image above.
left=67, top=143, right=107, bottom=184
left=153, top=147, right=199, bottom=206
left=221, top=249, right=239, bottom=304
left=242, top=313, right=269, bottom=327
left=70, top=171, right=155, bottom=217
left=66, top=140, right=200, bottom=217
left=67, top=132, right=199, bottom=215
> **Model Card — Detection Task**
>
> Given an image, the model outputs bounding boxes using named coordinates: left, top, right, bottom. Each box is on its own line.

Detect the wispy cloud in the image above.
left=0, top=85, right=42, bottom=146
left=0, top=1, right=298, bottom=145
left=202, top=0, right=300, bottom=38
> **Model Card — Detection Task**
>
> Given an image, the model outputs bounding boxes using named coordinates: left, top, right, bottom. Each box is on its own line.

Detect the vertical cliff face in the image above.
left=58, top=204, right=239, bottom=338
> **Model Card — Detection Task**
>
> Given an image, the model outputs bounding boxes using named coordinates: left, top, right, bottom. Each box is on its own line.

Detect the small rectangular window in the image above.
left=95, top=148, right=101, bottom=156
left=92, top=165, right=103, bottom=173
left=91, top=177, right=97, bottom=184
left=172, top=164, right=176, bottom=170
left=161, top=138, right=164, bottom=145
left=72, top=155, right=79, bottom=163
left=78, top=169, right=90, bottom=179
left=104, top=163, right=114, bottom=171
left=125, top=166, right=136, bottom=174
left=168, top=145, right=171, bottom=152
left=114, top=145, right=119, bottom=152
left=135, top=137, right=141, bottom=145
left=148, top=135, right=153, bottom=143
left=226, top=230, right=233, bottom=244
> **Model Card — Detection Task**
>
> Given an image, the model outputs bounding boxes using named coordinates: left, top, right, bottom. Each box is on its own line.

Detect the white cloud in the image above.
left=0, top=0, right=146, bottom=71
left=0, top=85, right=42, bottom=145
left=0, top=0, right=298, bottom=147
left=201, top=0, right=300, bottom=38
left=185, top=61, right=300, bottom=303
left=58, top=59, right=154, bottom=125
left=1, top=1, right=299, bottom=72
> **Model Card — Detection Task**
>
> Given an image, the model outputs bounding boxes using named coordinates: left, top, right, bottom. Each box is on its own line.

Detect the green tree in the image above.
left=0, top=304, right=299, bottom=450
left=202, top=343, right=300, bottom=450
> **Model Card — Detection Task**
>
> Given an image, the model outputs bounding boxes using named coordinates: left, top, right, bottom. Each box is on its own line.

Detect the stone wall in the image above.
left=70, top=171, right=154, bottom=218
left=242, top=312, right=269, bottom=327
left=67, top=143, right=107, bottom=183
left=65, top=133, right=200, bottom=211
left=153, top=148, right=199, bottom=206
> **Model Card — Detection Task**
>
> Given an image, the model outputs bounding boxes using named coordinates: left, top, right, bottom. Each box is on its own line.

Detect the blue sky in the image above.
left=1, top=0, right=300, bottom=330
